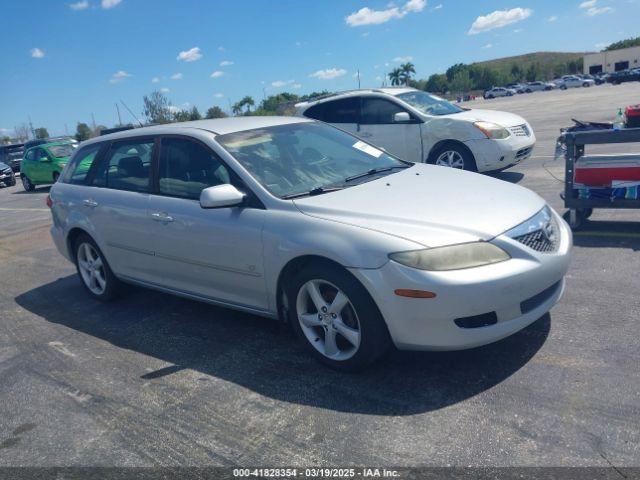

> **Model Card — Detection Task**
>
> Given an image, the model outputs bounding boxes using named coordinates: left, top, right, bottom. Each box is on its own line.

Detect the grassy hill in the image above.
left=474, top=51, right=588, bottom=79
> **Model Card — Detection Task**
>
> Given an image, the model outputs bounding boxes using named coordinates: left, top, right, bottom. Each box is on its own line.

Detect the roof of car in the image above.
left=81, top=116, right=314, bottom=146
left=295, top=87, right=419, bottom=108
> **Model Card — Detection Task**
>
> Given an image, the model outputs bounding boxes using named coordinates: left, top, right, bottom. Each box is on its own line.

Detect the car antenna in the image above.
left=120, top=99, right=144, bottom=128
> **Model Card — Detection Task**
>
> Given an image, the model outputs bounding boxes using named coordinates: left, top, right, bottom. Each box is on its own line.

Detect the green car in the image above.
left=20, top=141, right=77, bottom=191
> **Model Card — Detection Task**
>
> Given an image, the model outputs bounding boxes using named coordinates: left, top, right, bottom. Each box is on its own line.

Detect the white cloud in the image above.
left=176, top=47, right=202, bottom=62
left=101, top=0, right=121, bottom=9
left=579, top=0, right=597, bottom=8
left=218, top=46, right=225, bottom=52
left=482, top=43, right=493, bottom=49
left=69, top=0, right=89, bottom=10
left=548, top=15, right=558, bottom=21
left=219, top=60, right=234, bottom=66
left=168, top=105, right=182, bottom=114
left=109, top=70, right=131, bottom=83
left=160, top=87, right=170, bottom=93
left=309, top=68, right=347, bottom=80
left=151, top=76, right=160, bottom=83
left=468, top=7, right=533, bottom=35
left=393, top=55, right=413, bottom=62
left=513, top=28, right=523, bottom=33
left=345, top=0, right=426, bottom=26
left=210, top=70, right=224, bottom=78
left=595, top=42, right=609, bottom=49
left=170, top=73, right=183, bottom=80
left=30, top=48, right=45, bottom=58
left=214, top=93, right=224, bottom=98
left=292, top=83, right=302, bottom=89
left=433, top=3, right=443, bottom=10
left=586, top=6, right=612, bottom=15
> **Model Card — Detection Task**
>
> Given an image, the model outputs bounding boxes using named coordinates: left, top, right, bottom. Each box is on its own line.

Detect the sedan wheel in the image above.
left=296, top=279, right=361, bottom=361
left=435, top=150, right=465, bottom=169
left=21, top=175, right=35, bottom=192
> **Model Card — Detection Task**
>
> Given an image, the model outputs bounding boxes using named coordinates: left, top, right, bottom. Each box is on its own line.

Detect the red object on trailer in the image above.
left=626, top=104, right=640, bottom=128
left=574, top=154, right=640, bottom=187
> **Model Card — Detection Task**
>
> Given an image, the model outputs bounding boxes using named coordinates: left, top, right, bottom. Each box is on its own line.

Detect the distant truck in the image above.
left=0, top=143, right=25, bottom=172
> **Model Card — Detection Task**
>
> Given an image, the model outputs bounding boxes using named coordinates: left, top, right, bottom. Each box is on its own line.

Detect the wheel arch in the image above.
left=66, top=227, right=93, bottom=259
left=426, top=139, right=476, bottom=164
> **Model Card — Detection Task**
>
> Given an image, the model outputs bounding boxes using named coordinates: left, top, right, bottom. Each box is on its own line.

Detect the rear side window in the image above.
left=158, top=137, right=231, bottom=200
left=305, top=97, right=360, bottom=124
left=360, top=98, right=405, bottom=125
left=64, top=143, right=102, bottom=185
left=94, top=139, right=154, bottom=192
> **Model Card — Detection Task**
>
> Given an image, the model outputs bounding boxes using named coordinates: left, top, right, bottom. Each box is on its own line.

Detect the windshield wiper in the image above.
left=282, top=186, right=345, bottom=199
left=344, top=165, right=410, bottom=183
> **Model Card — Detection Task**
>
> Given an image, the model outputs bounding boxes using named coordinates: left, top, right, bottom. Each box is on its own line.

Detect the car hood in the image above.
left=293, top=164, right=546, bottom=248
left=450, top=108, right=526, bottom=127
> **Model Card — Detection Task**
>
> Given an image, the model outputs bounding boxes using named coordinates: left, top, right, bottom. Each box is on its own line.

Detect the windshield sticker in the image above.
left=353, top=140, right=383, bottom=158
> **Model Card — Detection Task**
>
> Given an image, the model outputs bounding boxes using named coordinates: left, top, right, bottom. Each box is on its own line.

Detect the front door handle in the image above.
left=151, top=212, right=174, bottom=222
left=83, top=199, right=98, bottom=208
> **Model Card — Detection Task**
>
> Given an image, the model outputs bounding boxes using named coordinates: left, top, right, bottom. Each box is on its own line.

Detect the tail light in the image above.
left=46, top=195, right=52, bottom=208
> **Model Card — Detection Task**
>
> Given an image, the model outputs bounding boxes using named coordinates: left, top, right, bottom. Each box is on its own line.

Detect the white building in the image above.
left=584, top=45, right=640, bottom=74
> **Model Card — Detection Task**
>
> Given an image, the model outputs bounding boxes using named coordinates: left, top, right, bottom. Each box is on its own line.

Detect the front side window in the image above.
left=158, top=137, right=231, bottom=200
left=360, top=98, right=407, bottom=124
left=65, top=143, right=103, bottom=185
left=95, top=139, right=154, bottom=192
left=25, top=149, right=36, bottom=161
left=305, top=97, right=360, bottom=124
left=397, top=91, right=463, bottom=116
left=218, top=122, right=407, bottom=198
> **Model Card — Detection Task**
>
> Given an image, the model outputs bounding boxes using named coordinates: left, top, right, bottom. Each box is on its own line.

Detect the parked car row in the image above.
left=484, top=74, right=605, bottom=99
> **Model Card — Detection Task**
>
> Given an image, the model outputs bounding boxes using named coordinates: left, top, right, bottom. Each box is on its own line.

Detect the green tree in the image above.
left=1, top=136, right=11, bottom=144
left=510, top=64, right=523, bottom=82
left=425, top=73, right=448, bottom=93
left=445, top=63, right=468, bottom=82
left=241, top=96, right=255, bottom=114
left=205, top=106, right=227, bottom=119
left=388, top=68, right=403, bottom=86
left=604, top=37, right=640, bottom=51
left=232, top=101, right=243, bottom=116
left=75, top=122, right=92, bottom=142
left=400, top=62, right=416, bottom=84
left=172, top=110, right=191, bottom=122
left=525, top=63, right=539, bottom=82
left=188, top=106, right=202, bottom=121
left=34, top=127, right=49, bottom=139
left=143, top=90, right=172, bottom=124
left=450, top=70, right=472, bottom=94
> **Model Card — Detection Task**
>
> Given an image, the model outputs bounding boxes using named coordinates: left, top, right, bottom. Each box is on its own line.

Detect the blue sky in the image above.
left=1, top=0, right=637, bottom=136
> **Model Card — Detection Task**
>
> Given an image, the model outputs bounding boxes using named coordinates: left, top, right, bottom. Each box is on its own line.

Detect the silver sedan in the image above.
left=49, top=117, right=572, bottom=371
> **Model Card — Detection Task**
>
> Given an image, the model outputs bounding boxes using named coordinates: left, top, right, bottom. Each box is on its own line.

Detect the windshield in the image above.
left=49, top=144, right=76, bottom=158
left=217, top=122, right=408, bottom=198
left=396, top=91, right=463, bottom=116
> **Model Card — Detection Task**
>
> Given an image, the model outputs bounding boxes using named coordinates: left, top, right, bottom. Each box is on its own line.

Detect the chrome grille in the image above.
left=509, top=124, right=531, bottom=137
left=513, top=217, right=559, bottom=253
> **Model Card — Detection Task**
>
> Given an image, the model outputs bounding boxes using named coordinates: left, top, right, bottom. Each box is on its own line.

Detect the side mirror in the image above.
left=393, top=112, right=411, bottom=123
left=39, top=156, right=51, bottom=162
left=200, top=184, right=245, bottom=209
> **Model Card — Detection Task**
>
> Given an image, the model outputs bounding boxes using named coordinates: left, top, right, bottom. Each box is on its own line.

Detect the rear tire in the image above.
left=53, top=172, right=60, bottom=183
left=286, top=263, right=391, bottom=372
left=21, top=174, right=35, bottom=192
left=73, top=234, right=120, bottom=301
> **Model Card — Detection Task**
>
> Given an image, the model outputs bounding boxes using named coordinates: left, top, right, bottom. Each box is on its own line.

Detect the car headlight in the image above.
left=474, top=121, right=510, bottom=139
left=389, top=242, right=510, bottom=271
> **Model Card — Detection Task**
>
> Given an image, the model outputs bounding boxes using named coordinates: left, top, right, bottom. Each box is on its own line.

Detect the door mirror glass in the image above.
left=39, top=156, right=51, bottom=162
left=393, top=112, right=411, bottom=123
left=200, top=184, right=245, bottom=209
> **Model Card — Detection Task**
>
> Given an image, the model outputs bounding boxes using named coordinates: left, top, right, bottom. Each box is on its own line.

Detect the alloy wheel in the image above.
left=22, top=175, right=32, bottom=191
left=77, top=242, right=107, bottom=295
left=296, top=279, right=361, bottom=361
left=435, top=150, right=465, bottom=169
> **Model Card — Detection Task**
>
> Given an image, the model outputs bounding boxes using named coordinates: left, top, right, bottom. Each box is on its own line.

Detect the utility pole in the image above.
left=91, top=113, right=96, bottom=132
left=357, top=69, right=361, bottom=89
left=28, top=116, right=35, bottom=139
left=115, top=103, right=122, bottom=125
left=64, top=124, right=69, bottom=136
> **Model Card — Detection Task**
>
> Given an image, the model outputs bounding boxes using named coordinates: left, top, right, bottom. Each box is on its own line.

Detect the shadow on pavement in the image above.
left=572, top=220, right=640, bottom=251
left=486, top=170, right=524, bottom=184
left=15, top=274, right=550, bottom=416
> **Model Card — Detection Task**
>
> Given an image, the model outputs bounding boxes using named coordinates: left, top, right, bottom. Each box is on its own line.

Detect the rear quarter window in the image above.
left=62, top=143, right=104, bottom=185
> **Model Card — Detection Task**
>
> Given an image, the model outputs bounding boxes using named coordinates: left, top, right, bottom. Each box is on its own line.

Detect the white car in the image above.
left=296, top=88, right=535, bottom=172
left=524, top=81, right=554, bottom=92
left=484, top=87, right=517, bottom=99
left=49, top=117, right=571, bottom=370
left=560, top=75, right=595, bottom=89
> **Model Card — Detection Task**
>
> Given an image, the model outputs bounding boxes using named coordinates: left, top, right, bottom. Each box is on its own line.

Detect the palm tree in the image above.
left=241, top=96, right=255, bottom=114
left=388, top=68, right=403, bottom=86
left=232, top=101, right=243, bottom=116
left=400, top=62, right=416, bottom=85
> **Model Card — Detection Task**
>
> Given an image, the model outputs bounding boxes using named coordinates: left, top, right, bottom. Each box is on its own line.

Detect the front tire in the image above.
left=286, top=263, right=391, bottom=371
left=21, top=174, right=35, bottom=192
left=430, top=143, right=478, bottom=171
left=74, top=234, right=120, bottom=301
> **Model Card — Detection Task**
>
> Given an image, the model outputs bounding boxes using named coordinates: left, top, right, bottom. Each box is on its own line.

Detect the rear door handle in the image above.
left=83, top=199, right=98, bottom=208
left=151, top=212, right=174, bottom=222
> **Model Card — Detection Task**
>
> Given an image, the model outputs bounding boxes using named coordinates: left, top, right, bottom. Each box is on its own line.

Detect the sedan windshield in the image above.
left=217, top=122, right=408, bottom=198
left=49, top=144, right=76, bottom=158
left=396, top=91, right=463, bottom=116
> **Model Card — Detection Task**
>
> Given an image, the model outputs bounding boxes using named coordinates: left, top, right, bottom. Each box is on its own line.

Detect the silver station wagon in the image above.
left=49, top=117, right=571, bottom=371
